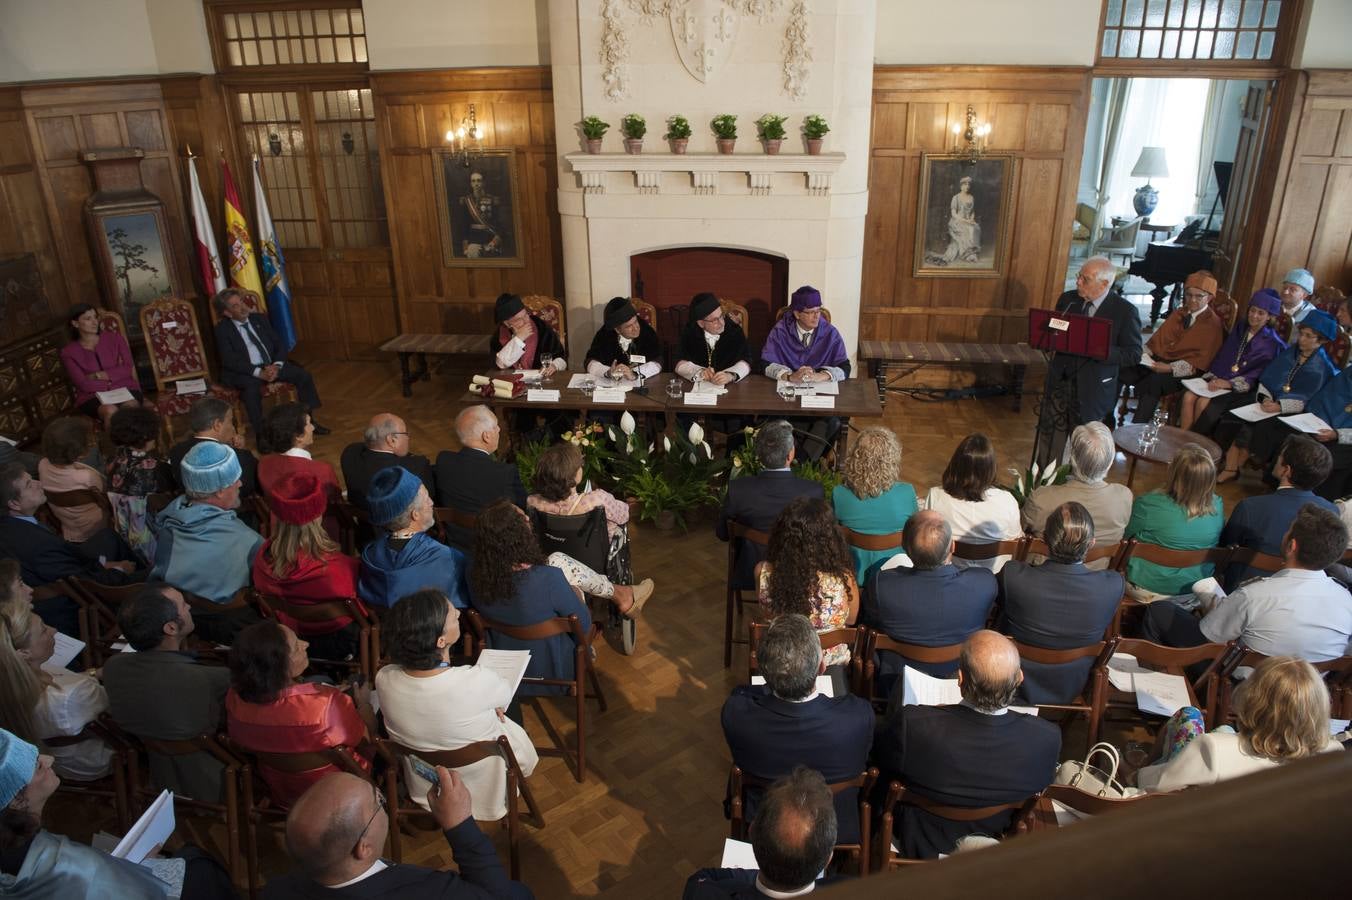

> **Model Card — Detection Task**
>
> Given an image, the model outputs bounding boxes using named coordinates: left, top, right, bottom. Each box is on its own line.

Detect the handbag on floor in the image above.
left=1054, top=742, right=1128, bottom=798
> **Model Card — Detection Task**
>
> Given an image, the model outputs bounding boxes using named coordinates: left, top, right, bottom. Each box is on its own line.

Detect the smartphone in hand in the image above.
left=409, top=755, right=440, bottom=786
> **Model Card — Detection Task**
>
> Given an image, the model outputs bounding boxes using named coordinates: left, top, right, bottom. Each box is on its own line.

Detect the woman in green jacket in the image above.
left=1125, top=444, right=1224, bottom=599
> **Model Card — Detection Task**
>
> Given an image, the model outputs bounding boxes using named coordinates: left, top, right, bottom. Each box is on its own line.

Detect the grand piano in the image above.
left=1127, top=161, right=1230, bottom=328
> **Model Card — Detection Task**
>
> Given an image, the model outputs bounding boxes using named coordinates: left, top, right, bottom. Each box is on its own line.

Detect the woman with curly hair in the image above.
left=922, top=432, right=1021, bottom=571
left=832, top=427, right=916, bottom=583
left=756, top=497, right=859, bottom=667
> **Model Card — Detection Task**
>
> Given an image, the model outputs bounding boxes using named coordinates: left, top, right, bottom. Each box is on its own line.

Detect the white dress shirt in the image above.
left=674, top=330, right=751, bottom=382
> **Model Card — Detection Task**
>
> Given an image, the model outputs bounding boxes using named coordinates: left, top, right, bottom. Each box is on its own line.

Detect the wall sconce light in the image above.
left=267, top=132, right=283, bottom=156
left=341, top=131, right=355, bottom=155
left=443, top=103, right=483, bottom=168
left=951, top=105, right=992, bottom=164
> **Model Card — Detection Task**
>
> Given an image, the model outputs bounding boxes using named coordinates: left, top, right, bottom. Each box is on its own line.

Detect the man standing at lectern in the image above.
left=1048, top=256, right=1143, bottom=427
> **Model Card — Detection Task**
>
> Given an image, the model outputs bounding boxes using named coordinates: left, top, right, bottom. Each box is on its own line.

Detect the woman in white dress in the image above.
left=922, top=433, right=1022, bottom=572
left=933, top=176, right=981, bottom=265
left=375, top=588, right=538, bottom=820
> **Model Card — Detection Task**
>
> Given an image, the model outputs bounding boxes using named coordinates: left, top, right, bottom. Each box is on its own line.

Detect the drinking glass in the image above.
left=539, top=352, right=554, bottom=381
left=776, top=379, right=794, bottom=401
left=665, top=377, right=683, bottom=399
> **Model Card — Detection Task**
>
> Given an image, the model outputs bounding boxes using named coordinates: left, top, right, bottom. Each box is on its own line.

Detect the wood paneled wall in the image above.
left=860, top=67, right=1092, bottom=348
left=370, top=67, right=563, bottom=336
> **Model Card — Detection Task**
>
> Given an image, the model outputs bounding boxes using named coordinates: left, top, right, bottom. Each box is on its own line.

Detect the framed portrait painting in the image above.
left=913, top=153, right=1014, bottom=278
left=433, top=149, right=525, bottom=268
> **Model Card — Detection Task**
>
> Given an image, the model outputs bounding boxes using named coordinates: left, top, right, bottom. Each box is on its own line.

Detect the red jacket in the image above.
left=251, top=544, right=363, bottom=635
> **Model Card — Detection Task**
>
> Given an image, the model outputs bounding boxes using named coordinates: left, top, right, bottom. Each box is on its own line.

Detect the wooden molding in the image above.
left=369, top=67, right=552, bottom=95
left=872, top=65, right=1090, bottom=93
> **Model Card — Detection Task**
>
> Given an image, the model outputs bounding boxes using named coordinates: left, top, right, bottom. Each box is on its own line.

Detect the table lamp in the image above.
left=1131, top=146, right=1169, bottom=217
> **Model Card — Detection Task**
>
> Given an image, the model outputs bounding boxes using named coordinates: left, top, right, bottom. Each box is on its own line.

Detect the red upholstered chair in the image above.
left=139, top=298, right=244, bottom=443
left=205, top=289, right=300, bottom=413
left=632, top=298, right=658, bottom=329
left=523, top=294, right=567, bottom=350
left=97, top=308, right=129, bottom=338
left=719, top=299, right=750, bottom=333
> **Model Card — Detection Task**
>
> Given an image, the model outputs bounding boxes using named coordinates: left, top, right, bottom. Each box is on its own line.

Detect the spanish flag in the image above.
left=222, top=158, right=265, bottom=307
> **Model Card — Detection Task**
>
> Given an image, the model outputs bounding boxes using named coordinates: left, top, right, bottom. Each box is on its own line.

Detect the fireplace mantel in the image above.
left=563, top=151, right=845, bottom=196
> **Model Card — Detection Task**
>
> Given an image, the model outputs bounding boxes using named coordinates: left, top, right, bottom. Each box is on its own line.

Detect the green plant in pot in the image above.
left=609, top=414, right=726, bottom=530
left=580, top=115, right=609, bottom=153
left=621, top=113, right=646, bottom=154
left=755, top=114, right=788, bottom=155
left=665, top=114, right=692, bottom=154
left=711, top=114, right=738, bottom=154
left=802, top=114, right=830, bottom=154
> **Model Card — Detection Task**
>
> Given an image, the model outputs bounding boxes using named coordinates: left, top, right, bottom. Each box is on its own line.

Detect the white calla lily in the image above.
left=620, top=411, right=636, bottom=435
left=688, top=422, right=705, bottom=444
left=663, top=435, right=672, bottom=453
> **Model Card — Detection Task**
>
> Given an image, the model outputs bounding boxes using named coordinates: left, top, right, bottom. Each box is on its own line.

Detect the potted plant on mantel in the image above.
left=621, top=113, right=646, bottom=154
left=665, top=114, right=692, bottom=154
left=580, top=115, right=609, bottom=153
left=711, top=114, right=738, bottom=154
left=802, top=114, right=830, bottom=155
left=755, top=114, right=788, bottom=155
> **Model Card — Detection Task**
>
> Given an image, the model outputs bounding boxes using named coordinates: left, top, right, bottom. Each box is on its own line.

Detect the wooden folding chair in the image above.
left=1105, top=638, right=1234, bottom=729
left=377, top=735, right=543, bottom=880
left=43, top=487, right=114, bottom=533
left=1216, top=648, right=1352, bottom=724
left=1013, top=638, right=1117, bottom=749
left=724, top=521, right=770, bottom=668
left=49, top=715, right=134, bottom=833
left=1226, top=546, right=1286, bottom=578
left=747, top=621, right=864, bottom=695
left=1022, top=537, right=1127, bottom=570
left=1037, top=782, right=1176, bottom=825
left=252, top=589, right=376, bottom=682
left=61, top=576, right=138, bottom=667
left=1112, top=541, right=1234, bottom=633
left=729, top=765, right=878, bottom=878
left=875, top=781, right=1040, bottom=870
left=465, top=610, right=605, bottom=782
left=859, top=629, right=964, bottom=711
left=953, top=536, right=1028, bottom=567
left=432, top=505, right=479, bottom=546
left=841, top=527, right=904, bottom=555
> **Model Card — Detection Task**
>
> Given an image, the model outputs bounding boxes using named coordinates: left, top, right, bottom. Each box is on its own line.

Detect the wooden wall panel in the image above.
left=371, top=67, right=562, bottom=337
left=860, top=66, right=1092, bottom=378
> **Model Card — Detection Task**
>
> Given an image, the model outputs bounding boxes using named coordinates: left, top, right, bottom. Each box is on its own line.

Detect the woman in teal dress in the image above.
left=1124, top=444, right=1224, bottom=599
left=831, top=427, right=917, bottom=583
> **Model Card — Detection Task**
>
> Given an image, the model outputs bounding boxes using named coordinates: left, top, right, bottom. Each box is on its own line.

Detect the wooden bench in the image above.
left=858, top=340, right=1046, bottom=412
left=379, top=333, right=490, bottom=397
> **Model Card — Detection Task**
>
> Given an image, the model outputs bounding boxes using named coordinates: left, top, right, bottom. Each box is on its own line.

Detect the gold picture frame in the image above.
left=913, top=153, right=1014, bottom=278
left=432, top=148, right=525, bottom=268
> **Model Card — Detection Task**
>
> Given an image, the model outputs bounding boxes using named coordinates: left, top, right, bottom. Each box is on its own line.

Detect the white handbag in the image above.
left=1054, top=741, right=1127, bottom=798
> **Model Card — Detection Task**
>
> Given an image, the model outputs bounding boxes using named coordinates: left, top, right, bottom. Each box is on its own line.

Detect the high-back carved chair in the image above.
left=719, top=299, right=750, bottom=334
left=139, top=298, right=239, bottom=442
left=522, top=294, right=567, bottom=350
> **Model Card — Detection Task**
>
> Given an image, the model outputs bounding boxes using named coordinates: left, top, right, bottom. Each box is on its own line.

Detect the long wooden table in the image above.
left=858, top=339, right=1046, bottom=412
left=380, top=333, right=490, bottom=397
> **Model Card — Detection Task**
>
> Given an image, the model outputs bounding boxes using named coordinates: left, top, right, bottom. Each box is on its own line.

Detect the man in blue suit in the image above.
left=1220, top=434, right=1336, bottom=589
left=1047, top=255, right=1144, bottom=427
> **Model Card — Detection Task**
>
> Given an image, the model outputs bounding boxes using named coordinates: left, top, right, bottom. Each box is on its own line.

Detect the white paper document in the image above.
left=40, top=632, right=85, bottom=673
left=751, top=674, right=834, bottom=698
left=111, top=789, right=175, bottom=864
left=691, top=380, right=728, bottom=396
left=567, top=373, right=637, bottom=392
left=1278, top=413, right=1331, bottom=434
left=1140, top=350, right=1155, bottom=367
left=1106, top=652, right=1153, bottom=692
left=721, top=838, right=759, bottom=869
left=1132, top=670, right=1191, bottom=717
left=476, top=649, right=532, bottom=696
left=1182, top=378, right=1230, bottom=399
left=526, top=389, right=560, bottom=402
left=800, top=380, right=839, bottom=395
left=901, top=667, right=1037, bottom=715
left=1330, top=719, right=1350, bottom=735
left=800, top=395, right=835, bottom=409
left=95, top=388, right=135, bottom=405
left=174, top=378, right=207, bottom=395
left=1230, top=402, right=1280, bottom=422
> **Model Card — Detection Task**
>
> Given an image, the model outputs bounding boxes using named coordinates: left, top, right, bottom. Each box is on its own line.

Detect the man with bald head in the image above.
left=340, top=412, right=435, bottom=510
left=873, top=630, right=1060, bottom=859
left=263, top=767, right=532, bottom=899
left=435, top=405, right=526, bottom=551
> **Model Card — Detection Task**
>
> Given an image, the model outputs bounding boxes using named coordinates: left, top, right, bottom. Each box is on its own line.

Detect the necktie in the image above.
left=242, top=320, right=269, bottom=364
left=800, top=330, right=812, bottom=350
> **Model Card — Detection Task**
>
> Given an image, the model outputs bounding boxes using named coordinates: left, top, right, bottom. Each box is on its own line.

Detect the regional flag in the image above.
left=222, top=158, right=265, bottom=304
left=251, top=154, right=298, bottom=351
left=187, top=156, right=226, bottom=297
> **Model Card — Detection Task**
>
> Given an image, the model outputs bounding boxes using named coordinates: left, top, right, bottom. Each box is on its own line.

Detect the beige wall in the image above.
left=363, top=0, right=550, bottom=70
left=874, top=0, right=1101, bottom=66
left=1296, top=0, right=1352, bottom=69
left=144, top=0, right=214, bottom=75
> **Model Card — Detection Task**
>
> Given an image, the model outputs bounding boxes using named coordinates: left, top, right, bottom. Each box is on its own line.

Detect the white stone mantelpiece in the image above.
left=564, top=151, right=845, bottom=196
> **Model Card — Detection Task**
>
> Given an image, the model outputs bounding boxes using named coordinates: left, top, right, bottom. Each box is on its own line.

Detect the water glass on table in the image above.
left=540, top=352, right=554, bottom=381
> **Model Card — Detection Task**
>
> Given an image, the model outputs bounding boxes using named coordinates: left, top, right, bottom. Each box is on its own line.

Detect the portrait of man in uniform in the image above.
left=433, top=149, right=523, bottom=268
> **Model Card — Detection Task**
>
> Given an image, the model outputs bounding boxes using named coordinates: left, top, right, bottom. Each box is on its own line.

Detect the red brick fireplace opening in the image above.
left=629, top=247, right=788, bottom=351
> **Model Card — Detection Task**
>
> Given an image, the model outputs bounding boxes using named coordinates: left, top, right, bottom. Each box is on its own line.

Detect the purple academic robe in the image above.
left=760, top=315, right=850, bottom=373
left=1205, top=322, right=1285, bottom=384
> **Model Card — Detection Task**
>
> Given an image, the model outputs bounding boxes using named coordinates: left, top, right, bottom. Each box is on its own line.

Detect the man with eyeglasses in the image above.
left=341, top=412, right=436, bottom=510
left=264, top=766, right=533, bottom=899
left=1048, top=255, right=1143, bottom=429
left=1122, top=269, right=1225, bottom=424
left=675, top=292, right=753, bottom=444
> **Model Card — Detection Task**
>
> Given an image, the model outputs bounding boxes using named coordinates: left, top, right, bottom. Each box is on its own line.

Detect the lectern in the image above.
left=1029, top=307, right=1112, bottom=470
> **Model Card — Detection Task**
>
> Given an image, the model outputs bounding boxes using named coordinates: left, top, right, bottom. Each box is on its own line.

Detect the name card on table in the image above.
left=591, top=388, right=627, bottom=403
left=175, top=378, right=207, bottom=395
left=684, top=392, right=718, bottom=406
left=801, top=394, right=835, bottom=409
left=526, top=389, right=560, bottom=402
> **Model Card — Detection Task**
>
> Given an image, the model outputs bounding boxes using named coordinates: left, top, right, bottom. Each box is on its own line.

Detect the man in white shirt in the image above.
left=584, top=297, right=663, bottom=382
left=490, top=293, right=566, bottom=374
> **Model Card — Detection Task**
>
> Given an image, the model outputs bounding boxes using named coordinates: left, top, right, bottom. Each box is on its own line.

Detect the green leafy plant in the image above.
left=562, top=421, right=615, bottom=490
left=580, top=116, right=610, bottom=140
left=710, top=114, right=738, bottom=140
left=755, top=114, right=788, bottom=141
left=802, top=114, right=830, bottom=139
left=607, top=414, right=727, bottom=528
left=793, top=458, right=843, bottom=495
left=664, top=114, right=692, bottom=140
left=513, top=436, right=551, bottom=494
left=728, top=426, right=763, bottom=480
left=1005, top=460, right=1071, bottom=507
left=621, top=114, right=646, bottom=139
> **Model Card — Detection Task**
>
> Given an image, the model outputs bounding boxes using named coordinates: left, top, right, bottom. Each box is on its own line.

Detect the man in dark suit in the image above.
left=435, top=405, right=526, bottom=551
left=861, top=510, right=996, bottom=687
left=998, top=502, right=1124, bottom=704
left=721, top=615, right=874, bottom=843
left=1220, top=434, right=1337, bottom=589
left=264, top=767, right=532, bottom=900
left=341, top=412, right=436, bottom=509
left=167, top=396, right=259, bottom=499
left=717, top=420, right=822, bottom=588
left=211, top=287, right=326, bottom=442
left=584, top=296, right=663, bottom=382
left=683, top=767, right=846, bottom=900
left=1047, top=255, right=1144, bottom=428
left=874, top=630, right=1061, bottom=859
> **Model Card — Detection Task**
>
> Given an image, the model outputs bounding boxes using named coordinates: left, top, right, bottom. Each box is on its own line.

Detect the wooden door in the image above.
left=1215, top=80, right=1276, bottom=292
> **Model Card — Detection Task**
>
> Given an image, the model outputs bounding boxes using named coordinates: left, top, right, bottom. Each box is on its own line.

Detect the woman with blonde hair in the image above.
left=1123, top=444, right=1224, bottom=599
left=1137, top=656, right=1342, bottom=792
left=832, top=427, right=917, bottom=582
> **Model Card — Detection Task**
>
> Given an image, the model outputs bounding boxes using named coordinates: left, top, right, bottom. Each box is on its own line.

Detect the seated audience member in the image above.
left=374, top=589, right=537, bottom=818
left=872, top=631, right=1061, bottom=859
left=262, top=768, right=533, bottom=900
left=1136, top=656, right=1344, bottom=793
left=1219, top=435, right=1336, bottom=588
left=718, top=420, right=822, bottom=589
left=675, top=292, right=752, bottom=387
left=340, top=412, right=435, bottom=510
left=757, top=498, right=859, bottom=670
left=759, top=286, right=851, bottom=461
left=861, top=510, right=996, bottom=686
left=168, top=396, right=260, bottom=499
left=256, top=403, right=341, bottom=532
left=1020, top=422, right=1132, bottom=549
left=1302, top=360, right=1352, bottom=502
left=358, top=467, right=469, bottom=611
left=998, top=502, right=1124, bottom=704
left=37, top=416, right=108, bottom=543
left=721, top=615, right=873, bottom=843
left=252, top=471, right=366, bottom=662
left=1121, top=270, right=1225, bottom=424
left=434, top=404, right=527, bottom=551
left=1277, top=267, right=1317, bottom=326
left=106, top=406, right=174, bottom=564
left=682, top=767, right=843, bottom=900
left=832, top=426, right=917, bottom=583
left=1123, top=444, right=1223, bottom=600
left=59, top=303, right=143, bottom=432
left=0, top=592, right=113, bottom=781
left=1183, top=288, right=1284, bottom=434
left=922, top=433, right=1021, bottom=571
left=491, top=292, right=566, bottom=375
left=1143, top=504, right=1352, bottom=662
left=102, top=585, right=231, bottom=802
left=584, top=296, right=663, bottom=382
left=226, top=620, right=375, bottom=809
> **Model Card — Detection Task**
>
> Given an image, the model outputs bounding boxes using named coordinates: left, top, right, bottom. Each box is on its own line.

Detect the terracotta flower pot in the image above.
left=669, top=138, right=689, bottom=155
left=762, top=139, right=782, bottom=155
left=585, top=138, right=603, bottom=154
left=623, top=138, right=643, bottom=155
left=806, top=138, right=824, bottom=155
left=716, top=138, right=736, bottom=155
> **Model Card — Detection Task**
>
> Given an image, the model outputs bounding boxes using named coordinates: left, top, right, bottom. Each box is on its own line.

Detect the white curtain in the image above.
left=1090, top=78, right=1131, bottom=254
left=1103, top=78, right=1211, bottom=227
left=1195, top=81, right=1225, bottom=207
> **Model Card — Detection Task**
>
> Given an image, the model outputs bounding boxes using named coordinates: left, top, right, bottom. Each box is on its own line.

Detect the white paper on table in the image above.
left=111, top=789, right=175, bottom=863
left=174, top=378, right=207, bottom=395
left=95, top=388, right=135, bottom=405
left=1278, top=412, right=1331, bottom=434
left=1106, top=652, right=1153, bottom=692
left=476, top=649, right=532, bottom=696
left=1230, top=402, right=1280, bottom=422
left=684, top=392, right=718, bottom=406
left=1331, top=718, right=1350, bottom=735
left=40, top=632, right=85, bottom=672
left=901, top=667, right=963, bottom=707
left=751, top=674, right=834, bottom=698
left=800, top=380, right=840, bottom=396
left=1182, top=378, right=1230, bottom=399
left=721, top=838, right=759, bottom=869
left=566, top=373, right=636, bottom=392
left=692, top=380, right=728, bottom=396
left=591, top=389, right=627, bottom=403
left=512, top=369, right=544, bottom=382
left=1133, top=670, right=1191, bottom=717
left=526, top=389, right=560, bottom=402
left=1140, top=350, right=1156, bottom=367
left=800, top=394, right=835, bottom=410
